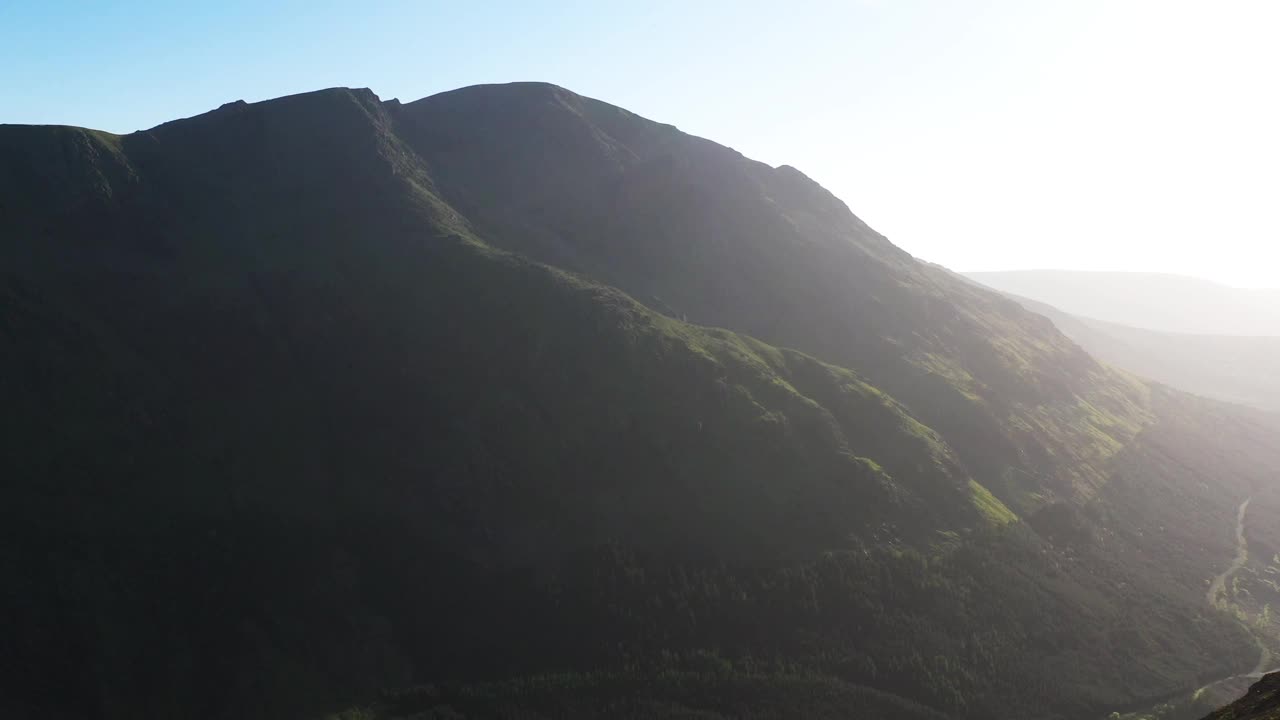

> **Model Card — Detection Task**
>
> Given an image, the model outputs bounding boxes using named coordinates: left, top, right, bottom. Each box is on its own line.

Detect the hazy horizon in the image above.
left=966, top=268, right=1280, bottom=337
left=962, top=268, right=1280, bottom=291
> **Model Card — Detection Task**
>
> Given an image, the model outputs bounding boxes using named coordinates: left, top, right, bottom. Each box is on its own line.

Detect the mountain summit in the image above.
left=4, top=84, right=1280, bottom=720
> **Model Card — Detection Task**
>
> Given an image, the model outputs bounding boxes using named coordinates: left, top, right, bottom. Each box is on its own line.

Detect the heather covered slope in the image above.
left=3, top=86, right=1280, bottom=720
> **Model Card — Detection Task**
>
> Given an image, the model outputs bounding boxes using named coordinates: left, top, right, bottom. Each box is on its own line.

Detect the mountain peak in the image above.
left=411, top=80, right=577, bottom=105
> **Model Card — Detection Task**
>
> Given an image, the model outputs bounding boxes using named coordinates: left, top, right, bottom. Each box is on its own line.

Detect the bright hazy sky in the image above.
left=3, top=1, right=1277, bottom=287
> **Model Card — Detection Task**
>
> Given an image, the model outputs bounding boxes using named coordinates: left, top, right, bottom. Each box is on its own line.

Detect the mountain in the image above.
left=1202, top=673, right=1280, bottom=720
left=983, top=291, right=1280, bottom=413
left=4, top=83, right=1280, bottom=720
left=964, top=271, right=1280, bottom=336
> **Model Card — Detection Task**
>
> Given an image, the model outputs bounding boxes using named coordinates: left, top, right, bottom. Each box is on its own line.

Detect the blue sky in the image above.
left=3, top=1, right=1277, bottom=286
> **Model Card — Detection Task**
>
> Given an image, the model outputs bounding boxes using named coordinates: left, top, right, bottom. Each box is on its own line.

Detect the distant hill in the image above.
left=984, top=291, right=1280, bottom=412
left=5, top=84, right=1280, bottom=720
left=965, top=270, right=1280, bottom=336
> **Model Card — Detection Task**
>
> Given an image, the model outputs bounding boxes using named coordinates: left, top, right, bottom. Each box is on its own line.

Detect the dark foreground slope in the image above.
left=2, top=85, right=1279, bottom=720
left=1203, top=673, right=1280, bottom=720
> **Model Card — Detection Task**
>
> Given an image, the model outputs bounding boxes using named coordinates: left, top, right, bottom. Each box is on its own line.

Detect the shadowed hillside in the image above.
left=3, top=85, right=1280, bottom=720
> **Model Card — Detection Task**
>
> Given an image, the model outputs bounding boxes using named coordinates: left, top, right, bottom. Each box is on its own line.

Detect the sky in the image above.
left=3, top=1, right=1277, bottom=287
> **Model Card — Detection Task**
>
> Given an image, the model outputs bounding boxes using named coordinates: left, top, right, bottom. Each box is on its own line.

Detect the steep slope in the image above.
left=394, top=83, right=1163, bottom=513
left=2, top=86, right=1280, bottom=720
left=964, top=271, right=1280, bottom=336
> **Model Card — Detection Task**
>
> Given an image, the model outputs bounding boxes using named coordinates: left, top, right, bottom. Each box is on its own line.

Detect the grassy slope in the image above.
left=2, top=87, right=1279, bottom=719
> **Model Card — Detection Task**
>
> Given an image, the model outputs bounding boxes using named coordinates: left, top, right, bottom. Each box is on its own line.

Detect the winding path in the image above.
left=1207, top=498, right=1252, bottom=610
left=1109, top=498, right=1268, bottom=717
left=1204, top=497, right=1270, bottom=676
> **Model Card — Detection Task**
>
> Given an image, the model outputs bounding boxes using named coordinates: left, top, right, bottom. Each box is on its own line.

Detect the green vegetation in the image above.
left=969, top=480, right=1018, bottom=526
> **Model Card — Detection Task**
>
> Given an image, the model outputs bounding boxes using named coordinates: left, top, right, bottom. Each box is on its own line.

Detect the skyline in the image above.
left=4, top=0, right=1276, bottom=287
